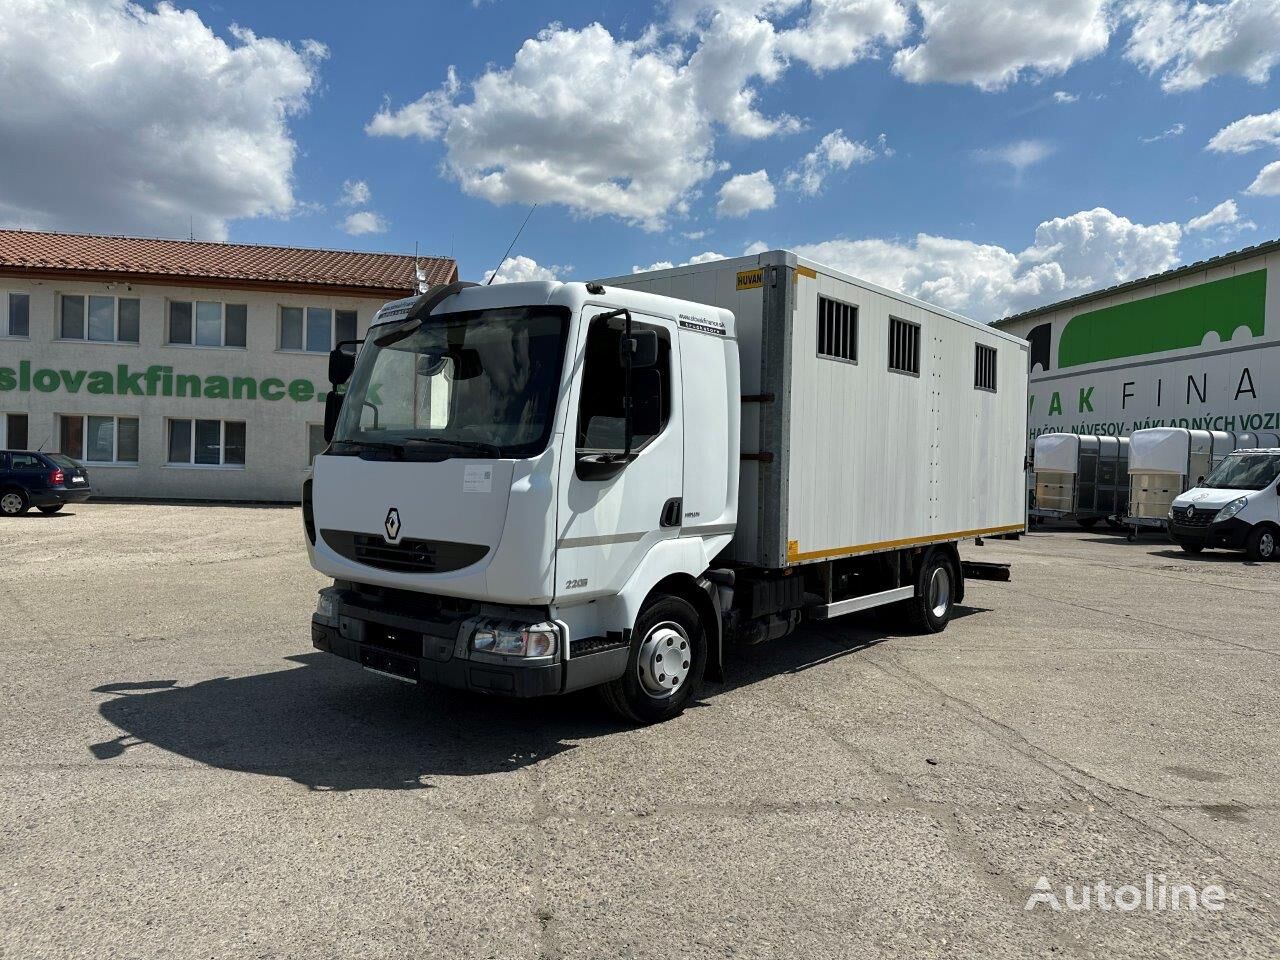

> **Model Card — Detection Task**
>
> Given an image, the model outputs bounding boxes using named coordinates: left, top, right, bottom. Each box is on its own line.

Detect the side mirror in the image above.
left=619, top=329, right=658, bottom=369
left=329, top=341, right=358, bottom=385
left=323, top=390, right=344, bottom=443
left=1196, top=476, right=1205, bottom=486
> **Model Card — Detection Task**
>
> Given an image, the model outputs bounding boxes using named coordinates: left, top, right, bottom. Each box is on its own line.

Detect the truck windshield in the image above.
left=1202, top=453, right=1280, bottom=491
left=333, top=306, right=569, bottom=459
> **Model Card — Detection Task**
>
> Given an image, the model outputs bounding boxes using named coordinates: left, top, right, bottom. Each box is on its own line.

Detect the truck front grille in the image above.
left=1171, top=506, right=1214, bottom=528
left=321, top=530, right=490, bottom=574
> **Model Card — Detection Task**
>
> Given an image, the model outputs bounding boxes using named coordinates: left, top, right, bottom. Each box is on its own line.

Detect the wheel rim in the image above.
left=637, top=621, right=692, bottom=699
left=1261, top=533, right=1276, bottom=559
left=1, top=493, right=22, bottom=514
left=928, top=565, right=952, bottom=619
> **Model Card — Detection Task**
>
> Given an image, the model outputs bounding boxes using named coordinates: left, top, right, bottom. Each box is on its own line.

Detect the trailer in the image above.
left=305, top=250, right=1028, bottom=724
left=1031, top=433, right=1129, bottom=529
left=1127, top=428, right=1280, bottom=539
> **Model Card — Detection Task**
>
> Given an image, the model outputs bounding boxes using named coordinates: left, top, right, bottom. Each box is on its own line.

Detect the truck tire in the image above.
left=601, top=594, right=706, bottom=725
left=0, top=489, right=29, bottom=517
left=1077, top=517, right=1100, bottom=529
left=38, top=505, right=64, bottom=515
left=904, top=551, right=955, bottom=634
left=1246, top=526, right=1277, bottom=562
left=1179, top=543, right=1204, bottom=555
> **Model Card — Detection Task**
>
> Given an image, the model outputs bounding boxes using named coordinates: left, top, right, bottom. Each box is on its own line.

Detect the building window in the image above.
left=975, top=343, right=998, bottom=392
left=816, top=295, right=857, bottom=363
left=2, top=413, right=29, bottom=449
left=308, top=423, right=327, bottom=464
left=5, top=293, right=29, bottom=337
left=58, top=415, right=139, bottom=463
left=167, top=418, right=246, bottom=467
left=168, top=301, right=247, bottom=348
left=279, top=306, right=358, bottom=352
left=60, top=294, right=139, bottom=343
left=888, top=316, right=920, bottom=376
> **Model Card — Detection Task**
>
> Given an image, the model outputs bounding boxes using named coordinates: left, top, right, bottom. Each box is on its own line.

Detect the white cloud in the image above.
left=1245, top=160, right=1280, bottom=196
left=892, top=0, right=1111, bottom=90
left=484, top=255, right=569, bottom=283
left=0, top=0, right=325, bottom=241
left=717, top=170, right=776, bottom=217
left=369, top=26, right=715, bottom=230
left=367, top=6, right=914, bottom=228
left=1052, top=90, right=1080, bottom=103
left=785, top=130, right=887, bottom=195
left=775, top=0, right=913, bottom=72
left=340, top=179, right=372, bottom=206
left=973, top=139, right=1055, bottom=174
left=1207, top=108, right=1280, bottom=153
left=793, top=207, right=1182, bottom=321
left=1124, top=0, right=1280, bottom=92
left=366, top=67, right=460, bottom=140
left=341, top=211, right=388, bottom=235
left=1139, top=122, right=1185, bottom=143
left=632, top=250, right=728, bottom=272
left=744, top=240, right=771, bottom=255
left=1185, top=198, right=1255, bottom=234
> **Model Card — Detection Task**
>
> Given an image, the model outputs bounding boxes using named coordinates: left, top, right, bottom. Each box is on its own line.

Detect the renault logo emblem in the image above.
left=384, top=507, right=402, bottom=542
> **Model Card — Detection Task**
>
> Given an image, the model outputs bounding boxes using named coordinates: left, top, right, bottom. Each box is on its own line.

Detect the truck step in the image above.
left=961, top=561, right=1012, bottom=582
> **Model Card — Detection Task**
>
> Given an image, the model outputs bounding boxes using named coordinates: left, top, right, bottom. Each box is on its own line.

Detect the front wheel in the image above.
left=1246, top=526, right=1277, bottom=562
left=601, top=594, right=707, bottom=725
left=1180, top=543, right=1204, bottom=555
left=904, top=551, right=955, bottom=634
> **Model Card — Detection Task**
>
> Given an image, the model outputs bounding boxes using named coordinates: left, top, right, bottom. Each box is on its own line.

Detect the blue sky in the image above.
left=2, top=1, right=1279, bottom=319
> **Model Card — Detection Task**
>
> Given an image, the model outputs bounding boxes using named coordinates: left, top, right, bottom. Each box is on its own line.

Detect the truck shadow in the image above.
left=89, top=606, right=990, bottom=792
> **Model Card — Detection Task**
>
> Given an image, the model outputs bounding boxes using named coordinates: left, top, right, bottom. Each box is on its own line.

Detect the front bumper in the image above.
left=1168, top=516, right=1252, bottom=550
left=311, top=584, right=628, bottom=698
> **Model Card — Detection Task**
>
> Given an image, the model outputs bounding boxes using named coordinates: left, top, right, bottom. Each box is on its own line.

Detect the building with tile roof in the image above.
left=0, top=231, right=457, bottom=501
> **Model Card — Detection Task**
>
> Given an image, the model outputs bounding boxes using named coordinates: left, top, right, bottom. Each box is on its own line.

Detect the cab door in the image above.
left=554, top=308, right=683, bottom=602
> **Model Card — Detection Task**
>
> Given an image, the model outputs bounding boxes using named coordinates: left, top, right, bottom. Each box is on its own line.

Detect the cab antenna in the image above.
left=485, top=204, right=537, bottom=285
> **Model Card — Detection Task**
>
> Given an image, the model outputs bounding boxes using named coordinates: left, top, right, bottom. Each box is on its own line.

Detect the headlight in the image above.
left=1214, top=497, right=1249, bottom=523
left=1168, top=506, right=1177, bottom=520
left=471, top=621, right=558, bottom=659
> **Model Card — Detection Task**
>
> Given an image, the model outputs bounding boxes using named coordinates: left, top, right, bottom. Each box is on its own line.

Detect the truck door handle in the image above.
left=660, top=498, right=683, bottom=528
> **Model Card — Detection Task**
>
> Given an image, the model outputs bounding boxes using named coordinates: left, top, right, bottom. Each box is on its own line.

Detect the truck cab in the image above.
left=1168, top=449, right=1280, bottom=560
left=305, top=280, right=739, bottom=722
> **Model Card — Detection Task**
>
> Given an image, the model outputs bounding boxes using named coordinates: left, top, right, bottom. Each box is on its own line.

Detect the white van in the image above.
left=1168, top=448, right=1280, bottom=560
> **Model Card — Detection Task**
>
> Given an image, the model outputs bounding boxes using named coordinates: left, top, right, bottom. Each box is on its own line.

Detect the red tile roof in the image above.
left=0, top=230, right=457, bottom=298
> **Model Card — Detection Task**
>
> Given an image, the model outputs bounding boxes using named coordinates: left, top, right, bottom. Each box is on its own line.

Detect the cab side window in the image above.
left=576, top=315, right=671, bottom=454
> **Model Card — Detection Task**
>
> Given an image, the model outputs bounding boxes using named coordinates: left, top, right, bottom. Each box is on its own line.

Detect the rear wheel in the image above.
left=38, top=504, right=64, bottom=515
left=601, top=594, right=706, bottom=725
left=0, top=489, right=28, bottom=517
left=1246, top=526, right=1277, bottom=562
left=904, top=551, right=955, bottom=634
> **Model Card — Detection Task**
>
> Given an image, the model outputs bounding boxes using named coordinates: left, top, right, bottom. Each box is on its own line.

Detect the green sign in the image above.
left=0, top=361, right=326, bottom=403
left=1057, top=270, right=1267, bottom=369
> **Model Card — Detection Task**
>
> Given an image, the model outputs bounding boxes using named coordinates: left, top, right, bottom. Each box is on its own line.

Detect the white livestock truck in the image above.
left=304, top=251, right=1028, bottom=723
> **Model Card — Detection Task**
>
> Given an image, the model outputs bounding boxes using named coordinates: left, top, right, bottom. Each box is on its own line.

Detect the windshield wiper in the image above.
left=403, top=437, right=502, bottom=458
